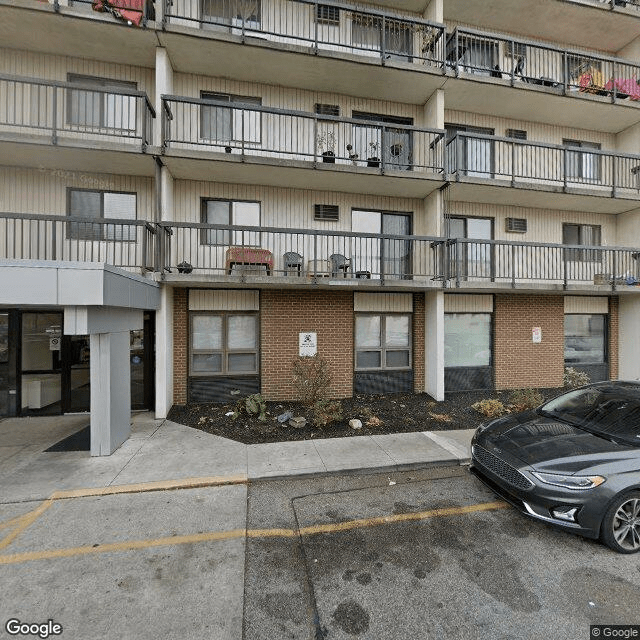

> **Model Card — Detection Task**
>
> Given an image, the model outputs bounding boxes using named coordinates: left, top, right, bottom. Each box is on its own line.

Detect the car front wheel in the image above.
left=601, top=491, right=640, bottom=553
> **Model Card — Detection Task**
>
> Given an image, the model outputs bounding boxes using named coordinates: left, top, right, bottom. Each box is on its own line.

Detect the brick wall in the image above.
left=261, top=290, right=353, bottom=400
left=609, top=296, right=619, bottom=380
left=494, top=294, right=564, bottom=390
left=173, top=287, right=188, bottom=405
left=413, top=293, right=425, bottom=393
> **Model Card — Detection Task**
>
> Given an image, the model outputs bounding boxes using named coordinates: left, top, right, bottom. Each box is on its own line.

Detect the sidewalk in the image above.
left=0, top=413, right=474, bottom=502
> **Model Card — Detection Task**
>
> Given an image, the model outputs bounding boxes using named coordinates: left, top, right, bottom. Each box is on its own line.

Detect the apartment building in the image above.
left=1, top=0, right=640, bottom=453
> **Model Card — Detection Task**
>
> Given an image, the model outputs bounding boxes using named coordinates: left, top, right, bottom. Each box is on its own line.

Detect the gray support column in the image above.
left=618, top=296, right=640, bottom=381
left=155, top=286, right=174, bottom=419
left=425, top=290, right=445, bottom=400
left=90, top=331, right=131, bottom=456
left=156, top=47, right=174, bottom=150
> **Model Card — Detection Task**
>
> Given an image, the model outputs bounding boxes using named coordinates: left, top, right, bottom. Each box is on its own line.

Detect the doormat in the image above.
left=45, top=425, right=90, bottom=452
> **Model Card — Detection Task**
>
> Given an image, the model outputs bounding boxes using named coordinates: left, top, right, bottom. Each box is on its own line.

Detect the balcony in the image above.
left=433, top=237, right=640, bottom=293
left=444, top=0, right=640, bottom=53
left=3, top=213, right=640, bottom=294
left=0, top=213, right=156, bottom=272
left=445, top=133, right=640, bottom=213
left=159, top=0, right=447, bottom=102
left=444, top=27, right=640, bottom=132
left=161, top=96, right=445, bottom=197
left=0, top=75, right=156, bottom=176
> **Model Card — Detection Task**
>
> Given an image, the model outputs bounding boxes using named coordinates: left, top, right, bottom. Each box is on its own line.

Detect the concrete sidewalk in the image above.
left=0, top=413, right=473, bottom=502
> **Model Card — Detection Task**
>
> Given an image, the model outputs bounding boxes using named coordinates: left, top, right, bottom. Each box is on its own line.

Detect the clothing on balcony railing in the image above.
left=603, top=78, right=640, bottom=100
left=92, top=0, right=154, bottom=26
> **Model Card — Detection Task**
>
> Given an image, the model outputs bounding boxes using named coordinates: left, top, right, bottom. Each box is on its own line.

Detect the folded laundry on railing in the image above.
left=92, top=0, right=151, bottom=27
left=603, top=78, right=640, bottom=100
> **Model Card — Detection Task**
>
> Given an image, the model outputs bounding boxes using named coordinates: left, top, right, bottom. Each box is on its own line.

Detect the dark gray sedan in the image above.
left=470, top=381, right=640, bottom=553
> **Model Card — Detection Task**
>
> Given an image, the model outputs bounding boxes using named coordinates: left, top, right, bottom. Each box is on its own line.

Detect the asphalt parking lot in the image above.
left=1, top=466, right=639, bottom=640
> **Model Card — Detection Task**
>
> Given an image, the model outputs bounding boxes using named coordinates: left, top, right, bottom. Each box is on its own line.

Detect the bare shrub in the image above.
left=291, top=355, right=331, bottom=406
left=471, top=399, right=506, bottom=418
left=508, top=389, right=544, bottom=412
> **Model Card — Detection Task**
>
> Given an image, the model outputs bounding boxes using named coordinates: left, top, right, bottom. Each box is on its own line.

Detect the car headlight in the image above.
left=531, top=472, right=605, bottom=490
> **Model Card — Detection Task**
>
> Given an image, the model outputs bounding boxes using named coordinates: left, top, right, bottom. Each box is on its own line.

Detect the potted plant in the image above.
left=367, top=141, right=380, bottom=168
left=317, top=131, right=336, bottom=163
left=346, top=144, right=359, bottom=165
left=390, top=141, right=403, bottom=157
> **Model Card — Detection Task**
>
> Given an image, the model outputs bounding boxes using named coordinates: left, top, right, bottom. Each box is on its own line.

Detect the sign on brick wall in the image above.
left=299, top=332, right=317, bottom=357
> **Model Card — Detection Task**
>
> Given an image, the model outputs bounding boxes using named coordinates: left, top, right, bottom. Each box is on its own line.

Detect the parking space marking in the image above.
left=0, top=499, right=509, bottom=565
left=0, top=499, right=54, bottom=551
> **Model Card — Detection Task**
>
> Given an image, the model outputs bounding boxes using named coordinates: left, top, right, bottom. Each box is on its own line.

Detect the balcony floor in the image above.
left=162, top=149, right=445, bottom=198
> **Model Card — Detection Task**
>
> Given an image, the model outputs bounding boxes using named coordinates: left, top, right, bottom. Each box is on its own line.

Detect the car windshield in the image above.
left=539, top=386, right=640, bottom=446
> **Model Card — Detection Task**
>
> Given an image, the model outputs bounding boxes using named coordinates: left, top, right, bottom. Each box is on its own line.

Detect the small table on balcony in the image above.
left=226, top=247, right=273, bottom=275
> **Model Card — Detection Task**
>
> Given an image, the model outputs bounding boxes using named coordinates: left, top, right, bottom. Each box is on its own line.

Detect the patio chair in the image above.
left=330, top=253, right=351, bottom=278
left=283, top=251, right=303, bottom=276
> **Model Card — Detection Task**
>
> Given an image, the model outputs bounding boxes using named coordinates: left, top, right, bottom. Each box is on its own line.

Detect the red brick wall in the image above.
left=609, top=296, right=619, bottom=380
left=260, top=290, right=353, bottom=400
left=494, top=294, right=564, bottom=390
left=413, top=293, right=425, bottom=393
left=173, top=287, right=188, bottom=405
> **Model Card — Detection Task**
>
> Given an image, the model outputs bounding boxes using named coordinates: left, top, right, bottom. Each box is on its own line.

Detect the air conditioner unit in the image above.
left=505, top=217, right=527, bottom=233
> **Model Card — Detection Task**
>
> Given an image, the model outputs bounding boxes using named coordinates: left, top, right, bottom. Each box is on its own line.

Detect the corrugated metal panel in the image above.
left=564, top=296, right=609, bottom=314
left=0, top=167, right=154, bottom=220
left=450, top=201, right=616, bottom=245
left=188, top=289, right=259, bottom=310
left=354, top=371, right=413, bottom=394
left=354, top=292, right=413, bottom=312
left=444, top=294, right=493, bottom=312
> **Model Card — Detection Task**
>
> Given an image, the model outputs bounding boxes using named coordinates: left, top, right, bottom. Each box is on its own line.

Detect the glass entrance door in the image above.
left=0, top=313, right=8, bottom=416
left=63, top=335, right=91, bottom=413
left=21, top=312, right=63, bottom=415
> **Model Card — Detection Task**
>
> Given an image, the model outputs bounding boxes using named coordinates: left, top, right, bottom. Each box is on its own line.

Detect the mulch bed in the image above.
left=167, top=387, right=564, bottom=445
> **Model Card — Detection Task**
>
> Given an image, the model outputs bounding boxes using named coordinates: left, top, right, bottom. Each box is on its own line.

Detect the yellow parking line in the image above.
left=0, top=500, right=510, bottom=566
left=0, top=474, right=248, bottom=552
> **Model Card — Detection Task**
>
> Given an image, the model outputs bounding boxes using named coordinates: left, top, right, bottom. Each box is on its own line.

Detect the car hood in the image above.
left=477, top=411, right=639, bottom=473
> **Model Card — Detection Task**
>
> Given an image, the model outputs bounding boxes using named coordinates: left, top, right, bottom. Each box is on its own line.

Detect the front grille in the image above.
left=472, top=445, right=534, bottom=491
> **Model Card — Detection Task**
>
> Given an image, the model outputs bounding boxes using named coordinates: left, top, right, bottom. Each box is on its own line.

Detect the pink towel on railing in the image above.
left=225, top=247, right=274, bottom=271
left=603, top=78, right=640, bottom=100
left=92, top=0, right=146, bottom=27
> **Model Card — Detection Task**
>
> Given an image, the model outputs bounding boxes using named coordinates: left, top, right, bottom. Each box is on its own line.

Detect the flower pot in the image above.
left=367, top=157, right=380, bottom=168
left=322, top=151, right=336, bottom=163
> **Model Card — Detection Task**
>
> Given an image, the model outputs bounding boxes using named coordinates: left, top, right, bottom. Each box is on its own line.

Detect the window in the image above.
left=564, top=314, right=606, bottom=365
left=506, top=129, right=527, bottom=140
left=315, top=103, right=340, bottom=116
left=567, top=54, right=601, bottom=82
left=447, top=216, right=493, bottom=279
left=444, top=313, right=491, bottom=368
left=67, top=189, right=137, bottom=241
left=355, top=314, right=411, bottom=370
left=316, top=4, right=339, bottom=25
left=505, top=40, right=527, bottom=59
left=66, top=74, right=137, bottom=132
left=563, top=139, right=601, bottom=182
left=200, top=92, right=262, bottom=144
left=200, top=199, right=261, bottom=246
left=200, top=0, right=260, bottom=28
left=563, top=223, right=601, bottom=262
left=190, top=313, right=258, bottom=375
left=351, top=14, right=412, bottom=61
left=352, top=111, right=413, bottom=171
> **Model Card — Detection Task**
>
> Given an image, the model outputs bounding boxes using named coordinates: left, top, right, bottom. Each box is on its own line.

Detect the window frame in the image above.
left=562, top=222, right=602, bottom=262
left=66, top=187, right=138, bottom=242
left=200, top=198, right=261, bottom=246
left=444, top=312, right=493, bottom=369
left=199, top=91, right=263, bottom=144
left=66, top=73, right=138, bottom=133
left=562, top=138, right=602, bottom=182
left=354, top=313, right=412, bottom=372
left=315, top=4, right=340, bottom=25
left=189, top=311, right=259, bottom=376
left=564, top=313, right=608, bottom=366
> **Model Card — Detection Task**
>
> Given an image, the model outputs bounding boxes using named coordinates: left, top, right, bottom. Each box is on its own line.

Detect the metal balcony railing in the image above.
left=445, top=133, right=640, bottom=196
left=447, top=27, right=640, bottom=100
left=0, top=213, right=156, bottom=271
left=583, top=0, right=640, bottom=11
left=433, top=238, right=640, bottom=289
left=0, top=75, right=155, bottom=149
left=162, top=95, right=446, bottom=173
left=163, top=0, right=446, bottom=68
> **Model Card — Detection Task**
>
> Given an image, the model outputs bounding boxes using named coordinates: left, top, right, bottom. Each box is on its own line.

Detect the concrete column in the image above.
left=618, top=35, right=640, bottom=63
left=90, top=332, right=131, bottom=456
left=422, top=0, right=443, bottom=24
left=425, top=290, right=444, bottom=401
left=421, top=189, right=444, bottom=237
left=423, top=88, right=444, bottom=130
left=618, top=296, right=640, bottom=381
left=155, top=285, right=174, bottom=418
left=155, top=47, right=174, bottom=150
left=161, top=166, right=174, bottom=222
left=616, top=207, right=640, bottom=246
left=615, top=122, right=640, bottom=155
